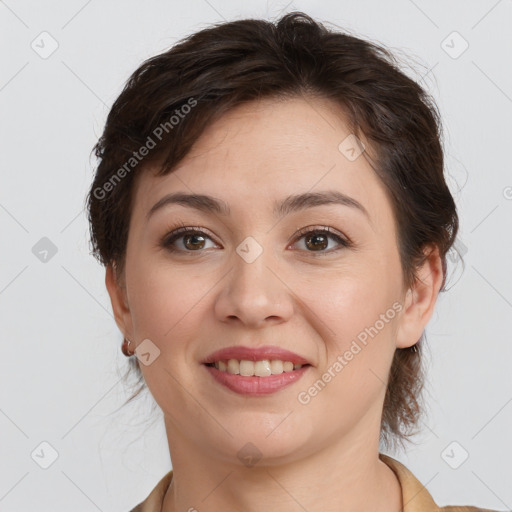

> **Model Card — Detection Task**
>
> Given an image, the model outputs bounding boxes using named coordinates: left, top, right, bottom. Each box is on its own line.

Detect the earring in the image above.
left=122, top=337, right=135, bottom=357
left=410, top=344, right=418, bottom=353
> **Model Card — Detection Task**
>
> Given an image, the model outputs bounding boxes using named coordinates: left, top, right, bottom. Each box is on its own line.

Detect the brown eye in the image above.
left=292, top=226, right=350, bottom=255
left=163, top=228, right=217, bottom=253
left=182, top=233, right=207, bottom=250
left=161, top=225, right=350, bottom=256
left=305, top=232, right=329, bottom=251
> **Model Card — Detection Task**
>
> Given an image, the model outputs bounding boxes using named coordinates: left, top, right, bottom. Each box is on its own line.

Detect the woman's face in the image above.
left=107, top=96, right=431, bottom=465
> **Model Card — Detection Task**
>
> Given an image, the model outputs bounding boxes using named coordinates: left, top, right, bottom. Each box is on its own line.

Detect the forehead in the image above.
left=132, top=96, right=392, bottom=228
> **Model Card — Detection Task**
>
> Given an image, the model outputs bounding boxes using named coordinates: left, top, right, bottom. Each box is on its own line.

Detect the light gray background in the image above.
left=1, top=1, right=511, bottom=511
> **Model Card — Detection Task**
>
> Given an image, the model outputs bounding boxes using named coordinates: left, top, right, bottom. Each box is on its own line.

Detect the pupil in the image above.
left=306, top=233, right=327, bottom=251
left=185, top=234, right=205, bottom=250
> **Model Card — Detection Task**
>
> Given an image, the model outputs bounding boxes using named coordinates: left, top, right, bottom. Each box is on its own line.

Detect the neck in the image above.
left=161, top=421, right=402, bottom=512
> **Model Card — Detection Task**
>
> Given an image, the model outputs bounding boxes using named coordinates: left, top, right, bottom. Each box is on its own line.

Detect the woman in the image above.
left=86, top=11, right=500, bottom=512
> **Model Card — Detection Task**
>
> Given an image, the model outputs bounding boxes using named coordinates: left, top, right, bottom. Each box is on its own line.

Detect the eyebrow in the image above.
left=146, top=190, right=370, bottom=222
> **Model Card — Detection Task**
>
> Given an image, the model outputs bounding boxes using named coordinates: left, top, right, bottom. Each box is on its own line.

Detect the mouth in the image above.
left=204, top=359, right=311, bottom=377
left=201, top=345, right=312, bottom=395
left=203, top=362, right=311, bottom=395
left=202, top=345, right=311, bottom=367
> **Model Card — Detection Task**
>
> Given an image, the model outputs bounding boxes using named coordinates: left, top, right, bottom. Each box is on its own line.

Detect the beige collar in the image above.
left=378, top=453, right=439, bottom=511
left=130, top=452, right=489, bottom=512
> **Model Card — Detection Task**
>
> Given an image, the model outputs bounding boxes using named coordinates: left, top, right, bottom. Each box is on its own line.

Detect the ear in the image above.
left=395, top=244, right=444, bottom=349
left=105, top=263, right=134, bottom=340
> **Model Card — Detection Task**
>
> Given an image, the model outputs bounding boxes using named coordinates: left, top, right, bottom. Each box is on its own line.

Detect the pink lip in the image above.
left=202, top=345, right=311, bottom=365
left=204, top=364, right=310, bottom=395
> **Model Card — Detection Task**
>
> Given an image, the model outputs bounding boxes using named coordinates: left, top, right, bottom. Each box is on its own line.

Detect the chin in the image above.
left=212, top=415, right=314, bottom=466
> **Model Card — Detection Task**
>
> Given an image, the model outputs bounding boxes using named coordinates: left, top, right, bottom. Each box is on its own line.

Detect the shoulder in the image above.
left=127, top=470, right=173, bottom=512
left=379, top=453, right=503, bottom=512
left=439, top=508, right=502, bottom=512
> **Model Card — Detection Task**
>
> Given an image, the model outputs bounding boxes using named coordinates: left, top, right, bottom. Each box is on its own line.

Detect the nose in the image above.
left=213, top=245, right=294, bottom=329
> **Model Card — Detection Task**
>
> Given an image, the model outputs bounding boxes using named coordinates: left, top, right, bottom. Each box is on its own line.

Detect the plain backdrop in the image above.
left=1, top=1, right=511, bottom=511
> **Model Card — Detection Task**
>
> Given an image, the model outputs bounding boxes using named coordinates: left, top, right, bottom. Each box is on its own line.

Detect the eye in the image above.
left=161, top=225, right=218, bottom=253
left=290, top=226, right=351, bottom=255
left=161, top=223, right=351, bottom=255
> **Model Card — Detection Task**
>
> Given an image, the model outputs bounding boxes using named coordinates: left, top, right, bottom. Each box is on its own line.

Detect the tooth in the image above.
left=240, top=360, right=255, bottom=376
left=283, top=361, right=294, bottom=372
left=217, top=359, right=304, bottom=376
left=254, top=360, right=272, bottom=377
left=227, top=359, right=240, bottom=374
left=270, top=360, right=284, bottom=374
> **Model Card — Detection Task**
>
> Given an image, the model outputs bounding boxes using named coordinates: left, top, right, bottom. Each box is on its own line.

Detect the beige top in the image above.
left=129, top=453, right=500, bottom=511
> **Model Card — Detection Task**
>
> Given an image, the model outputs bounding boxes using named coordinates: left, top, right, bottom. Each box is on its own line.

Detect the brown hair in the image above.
left=86, top=11, right=458, bottom=452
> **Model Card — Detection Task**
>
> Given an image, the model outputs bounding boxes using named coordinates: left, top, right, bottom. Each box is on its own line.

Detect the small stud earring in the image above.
left=122, top=337, right=135, bottom=357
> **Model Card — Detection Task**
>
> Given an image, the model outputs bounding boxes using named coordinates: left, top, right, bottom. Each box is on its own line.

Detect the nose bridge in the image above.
left=233, top=233, right=279, bottom=301
left=215, top=233, right=292, bottom=326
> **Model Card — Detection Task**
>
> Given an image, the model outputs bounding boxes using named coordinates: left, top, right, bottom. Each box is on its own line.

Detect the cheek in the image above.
left=297, top=278, right=398, bottom=428
left=127, top=260, right=210, bottom=350
left=127, top=264, right=211, bottom=414
left=302, top=264, right=397, bottom=341
left=299, top=261, right=400, bottom=403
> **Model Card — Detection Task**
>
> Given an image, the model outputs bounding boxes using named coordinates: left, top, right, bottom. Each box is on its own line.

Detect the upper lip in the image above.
left=202, top=345, right=311, bottom=365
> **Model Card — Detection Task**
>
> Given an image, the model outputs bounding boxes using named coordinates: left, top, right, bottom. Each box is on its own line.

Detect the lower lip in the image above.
left=203, top=364, right=310, bottom=395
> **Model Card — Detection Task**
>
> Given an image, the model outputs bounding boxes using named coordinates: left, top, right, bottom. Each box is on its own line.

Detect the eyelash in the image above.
left=160, top=221, right=352, bottom=256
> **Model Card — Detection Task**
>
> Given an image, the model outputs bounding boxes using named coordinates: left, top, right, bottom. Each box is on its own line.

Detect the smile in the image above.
left=203, top=360, right=311, bottom=395
left=206, top=359, right=306, bottom=377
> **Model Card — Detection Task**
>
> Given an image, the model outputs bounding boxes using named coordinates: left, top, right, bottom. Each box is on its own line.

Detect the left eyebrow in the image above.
left=146, top=190, right=370, bottom=222
left=274, top=190, right=370, bottom=220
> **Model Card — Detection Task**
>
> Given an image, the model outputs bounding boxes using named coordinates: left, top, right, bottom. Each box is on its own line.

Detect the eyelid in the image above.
left=162, top=224, right=220, bottom=248
left=289, top=225, right=349, bottom=244
left=287, top=225, right=351, bottom=254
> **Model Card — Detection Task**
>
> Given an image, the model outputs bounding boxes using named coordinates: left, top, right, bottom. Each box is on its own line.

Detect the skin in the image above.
left=106, top=95, right=443, bottom=512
